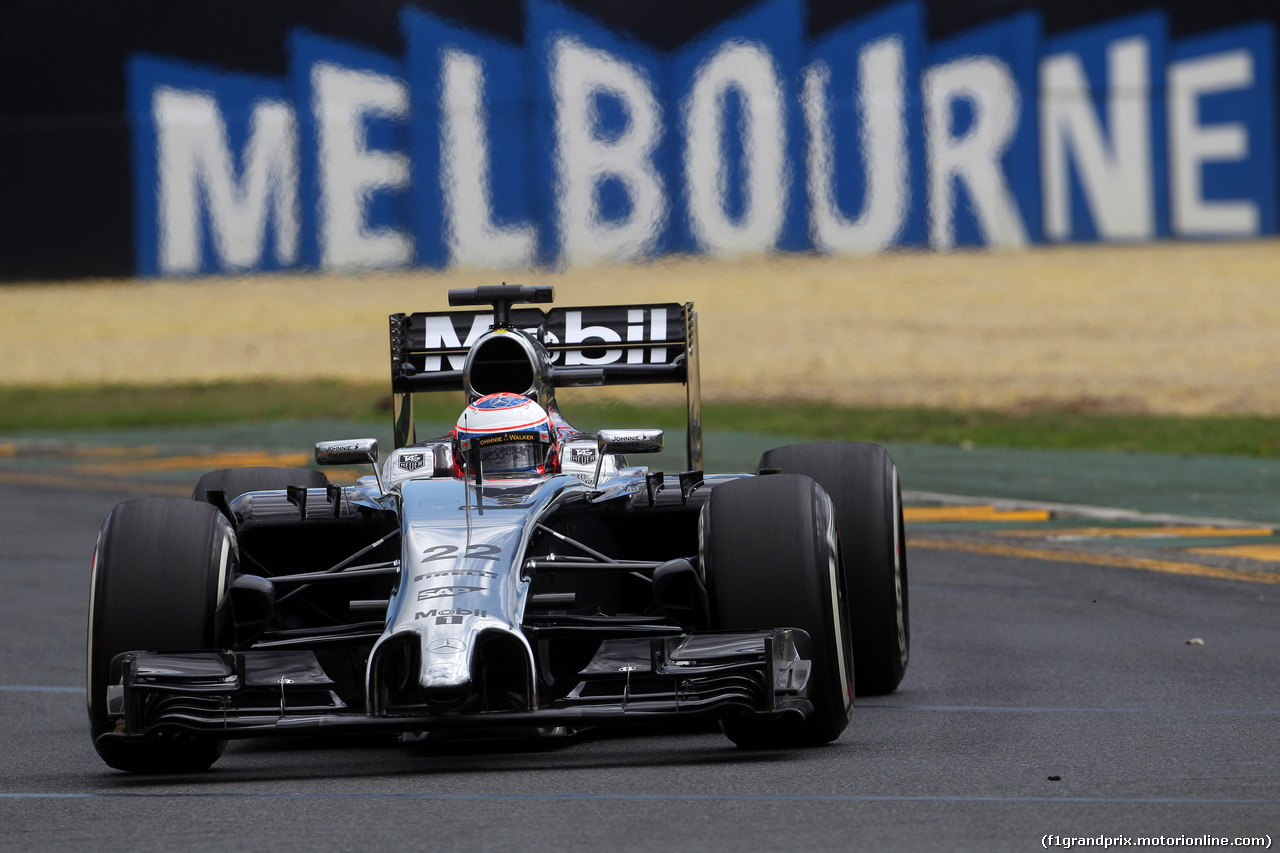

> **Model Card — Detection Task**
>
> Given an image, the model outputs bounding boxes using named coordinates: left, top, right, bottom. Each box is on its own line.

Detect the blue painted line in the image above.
left=0, top=686, right=81, bottom=694
left=861, top=703, right=1280, bottom=716
left=0, top=792, right=1276, bottom=805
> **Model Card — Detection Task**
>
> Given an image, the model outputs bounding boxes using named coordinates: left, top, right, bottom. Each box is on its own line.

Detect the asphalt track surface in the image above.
left=2, top=482, right=1277, bottom=853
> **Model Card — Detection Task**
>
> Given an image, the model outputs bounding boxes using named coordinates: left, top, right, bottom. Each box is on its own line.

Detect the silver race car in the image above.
left=86, top=285, right=909, bottom=772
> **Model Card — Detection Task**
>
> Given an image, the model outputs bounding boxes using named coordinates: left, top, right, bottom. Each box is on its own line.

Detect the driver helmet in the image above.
left=454, top=393, right=554, bottom=475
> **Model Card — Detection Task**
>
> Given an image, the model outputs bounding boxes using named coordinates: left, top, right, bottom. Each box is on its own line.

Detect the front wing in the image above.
left=96, top=629, right=813, bottom=747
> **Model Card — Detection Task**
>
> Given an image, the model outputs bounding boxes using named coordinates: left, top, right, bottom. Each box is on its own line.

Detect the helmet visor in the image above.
left=463, top=431, right=548, bottom=474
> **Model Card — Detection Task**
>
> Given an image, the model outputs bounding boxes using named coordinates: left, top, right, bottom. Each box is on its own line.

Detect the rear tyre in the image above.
left=700, top=475, right=854, bottom=748
left=759, top=442, right=909, bottom=696
left=192, top=466, right=329, bottom=503
left=87, top=499, right=235, bottom=772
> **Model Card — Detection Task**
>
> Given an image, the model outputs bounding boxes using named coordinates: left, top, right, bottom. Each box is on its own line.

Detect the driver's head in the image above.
left=454, top=393, right=552, bottom=475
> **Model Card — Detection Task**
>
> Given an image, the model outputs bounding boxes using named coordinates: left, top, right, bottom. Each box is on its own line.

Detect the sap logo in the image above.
left=417, top=585, right=485, bottom=601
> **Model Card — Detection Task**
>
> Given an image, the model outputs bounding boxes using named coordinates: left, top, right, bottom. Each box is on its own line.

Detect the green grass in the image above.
left=0, top=381, right=397, bottom=429
left=2, top=381, right=1279, bottom=457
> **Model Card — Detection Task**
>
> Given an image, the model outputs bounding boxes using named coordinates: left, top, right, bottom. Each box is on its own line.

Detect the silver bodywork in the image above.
left=372, top=472, right=590, bottom=711
left=371, top=438, right=652, bottom=711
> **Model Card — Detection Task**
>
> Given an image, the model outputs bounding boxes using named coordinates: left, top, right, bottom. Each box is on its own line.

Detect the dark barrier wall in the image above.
left=1, top=0, right=1276, bottom=280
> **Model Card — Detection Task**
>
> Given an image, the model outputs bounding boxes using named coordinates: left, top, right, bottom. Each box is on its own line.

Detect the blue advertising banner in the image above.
left=1168, top=22, right=1276, bottom=238
left=1040, top=12, right=1170, bottom=242
left=804, top=1, right=929, bottom=251
left=8, top=0, right=1276, bottom=279
left=128, top=56, right=299, bottom=276
left=289, top=31, right=413, bottom=271
left=527, top=0, right=674, bottom=265
left=671, top=0, right=808, bottom=256
left=404, top=10, right=537, bottom=270
left=925, top=11, right=1041, bottom=248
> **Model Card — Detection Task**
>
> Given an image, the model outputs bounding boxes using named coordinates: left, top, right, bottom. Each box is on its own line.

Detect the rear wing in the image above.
left=388, top=300, right=702, bottom=471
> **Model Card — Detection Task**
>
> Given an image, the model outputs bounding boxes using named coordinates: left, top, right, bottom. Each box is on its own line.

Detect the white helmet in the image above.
left=454, top=393, right=554, bottom=475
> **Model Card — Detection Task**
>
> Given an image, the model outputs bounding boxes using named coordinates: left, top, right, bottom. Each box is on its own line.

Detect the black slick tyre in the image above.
left=700, top=474, right=854, bottom=748
left=759, top=442, right=909, bottom=696
left=87, top=498, right=236, bottom=772
left=192, top=466, right=329, bottom=503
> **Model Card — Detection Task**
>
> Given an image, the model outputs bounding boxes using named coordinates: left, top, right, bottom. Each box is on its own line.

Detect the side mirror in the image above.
left=597, top=429, right=664, bottom=456
left=593, top=429, right=664, bottom=486
left=315, top=438, right=379, bottom=466
left=315, top=438, right=383, bottom=493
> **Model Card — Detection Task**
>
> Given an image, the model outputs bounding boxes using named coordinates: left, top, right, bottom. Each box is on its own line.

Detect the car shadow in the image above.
left=89, top=723, right=817, bottom=788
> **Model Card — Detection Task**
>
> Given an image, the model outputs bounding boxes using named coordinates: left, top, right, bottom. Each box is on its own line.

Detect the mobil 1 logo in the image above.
left=415, top=608, right=488, bottom=625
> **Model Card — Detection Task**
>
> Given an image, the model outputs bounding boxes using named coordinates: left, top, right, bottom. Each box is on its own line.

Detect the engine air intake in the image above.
left=466, top=334, right=537, bottom=399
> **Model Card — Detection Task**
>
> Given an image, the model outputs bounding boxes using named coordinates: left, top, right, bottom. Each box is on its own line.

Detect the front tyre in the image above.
left=87, top=499, right=235, bottom=772
left=700, top=475, right=854, bottom=748
left=759, top=442, right=909, bottom=696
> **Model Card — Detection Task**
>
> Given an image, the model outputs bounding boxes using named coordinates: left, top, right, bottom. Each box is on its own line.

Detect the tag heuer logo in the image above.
left=399, top=453, right=426, bottom=471
left=570, top=447, right=596, bottom=466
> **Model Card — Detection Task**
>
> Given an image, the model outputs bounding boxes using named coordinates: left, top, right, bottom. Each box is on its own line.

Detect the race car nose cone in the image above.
left=423, top=661, right=470, bottom=689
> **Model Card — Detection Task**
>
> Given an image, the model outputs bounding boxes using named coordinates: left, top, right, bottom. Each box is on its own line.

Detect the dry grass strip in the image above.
left=4, top=241, right=1280, bottom=414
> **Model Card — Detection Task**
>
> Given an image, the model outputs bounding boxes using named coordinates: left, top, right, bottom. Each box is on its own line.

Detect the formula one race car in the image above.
left=86, top=285, right=909, bottom=772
